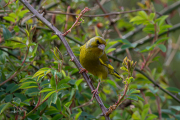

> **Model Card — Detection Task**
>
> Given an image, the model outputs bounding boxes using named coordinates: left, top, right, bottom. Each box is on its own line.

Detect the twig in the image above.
left=62, top=7, right=90, bottom=36
left=64, top=6, right=71, bottom=32
left=46, top=9, right=149, bottom=17
left=19, top=0, right=109, bottom=119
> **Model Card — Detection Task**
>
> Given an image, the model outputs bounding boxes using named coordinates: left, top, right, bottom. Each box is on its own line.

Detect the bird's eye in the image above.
left=97, top=40, right=100, bottom=44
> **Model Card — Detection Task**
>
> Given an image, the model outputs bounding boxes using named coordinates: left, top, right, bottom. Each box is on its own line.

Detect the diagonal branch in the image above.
left=19, top=0, right=109, bottom=119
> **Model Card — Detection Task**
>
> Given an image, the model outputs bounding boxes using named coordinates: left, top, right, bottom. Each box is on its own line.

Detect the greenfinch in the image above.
left=79, top=36, right=121, bottom=95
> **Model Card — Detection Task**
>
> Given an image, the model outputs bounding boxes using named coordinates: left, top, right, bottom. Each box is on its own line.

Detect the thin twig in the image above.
left=62, top=7, right=91, bottom=36
left=46, top=9, right=149, bottom=17
left=19, top=0, right=109, bottom=119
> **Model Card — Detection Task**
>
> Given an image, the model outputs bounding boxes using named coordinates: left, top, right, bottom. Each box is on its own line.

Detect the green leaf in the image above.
left=155, top=37, right=168, bottom=44
left=170, top=106, right=180, bottom=111
left=31, top=44, right=38, bottom=57
left=75, top=79, right=83, bottom=88
left=42, top=91, right=56, bottom=101
left=106, top=80, right=116, bottom=87
left=75, top=110, right=82, bottom=120
left=0, top=103, right=11, bottom=114
left=149, top=13, right=155, bottom=21
left=138, top=11, right=148, bottom=19
left=13, top=26, right=20, bottom=32
left=33, top=67, right=51, bottom=79
left=127, top=95, right=138, bottom=101
left=57, top=83, right=71, bottom=91
left=118, top=39, right=131, bottom=44
left=40, top=88, right=54, bottom=93
left=50, top=76, right=56, bottom=89
left=51, top=92, right=57, bottom=104
left=132, top=111, right=141, bottom=119
left=52, top=114, right=63, bottom=120
left=18, top=10, right=29, bottom=18
left=106, top=48, right=116, bottom=54
left=2, top=25, right=12, bottom=40
left=121, top=44, right=132, bottom=49
left=157, top=44, right=166, bottom=52
left=5, top=94, right=13, bottom=102
left=65, top=101, right=72, bottom=108
left=56, top=98, right=61, bottom=111
left=3, top=16, right=15, bottom=22
left=141, top=108, right=149, bottom=120
left=166, top=87, right=180, bottom=93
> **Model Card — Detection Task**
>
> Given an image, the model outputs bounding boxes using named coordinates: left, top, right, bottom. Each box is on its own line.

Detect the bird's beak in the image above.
left=98, top=44, right=105, bottom=50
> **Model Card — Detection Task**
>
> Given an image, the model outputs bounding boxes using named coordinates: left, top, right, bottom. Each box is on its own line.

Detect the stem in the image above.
left=19, top=1, right=109, bottom=119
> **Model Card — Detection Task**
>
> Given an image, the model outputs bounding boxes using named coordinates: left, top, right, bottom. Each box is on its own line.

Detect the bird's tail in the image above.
left=110, top=70, right=122, bottom=79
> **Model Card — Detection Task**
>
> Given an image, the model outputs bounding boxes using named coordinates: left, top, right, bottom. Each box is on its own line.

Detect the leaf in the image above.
left=166, top=87, right=180, bottom=93
left=5, top=94, right=13, bottom=102
left=31, top=44, right=38, bottom=57
left=57, top=83, right=71, bottom=91
left=33, top=67, right=51, bottom=79
left=18, top=10, right=29, bottom=18
left=52, top=114, right=63, bottom=120
left=56, top=98, right=61, bottom=111
left=51, top=92, right=57, bottom=104
left=106, top=48, right=116, bottom=54
left=118, top=39, right=131, bottom=44
left=50, top=76, right=56, bottom=89
left=138, top=11, right=148, bottom=19
left=42, top=91, right=56, bottom=101
left=40, top=88, right=54, bottom=93
left=3, top=16, right=15, bottom=23
left=155, top=37, right=169, bottom=44
left=75, top=110, right=82, bottom=120
left=127, top=95, right=138, bottom=101
left=2, top=25, right=12, bottom=40
left=141, top=108, right=149, bottom=120
left=0, top=103, right=11, bottom=114
left=158, top=44, right=166, bottom=52
left=75, top=79, right=83, bottom=88
left=106, top=80, right=116, bottom=87
left=170, top=106, right=180, bottom=111
left=132, top=111, right=141, bottom=119
left=121, top=44, right=132, bottom=49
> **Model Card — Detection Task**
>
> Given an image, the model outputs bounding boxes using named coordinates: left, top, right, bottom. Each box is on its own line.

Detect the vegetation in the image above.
left=0, top=0, right=180, bottom=120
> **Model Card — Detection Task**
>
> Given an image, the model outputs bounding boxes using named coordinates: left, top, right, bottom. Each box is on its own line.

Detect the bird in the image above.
left=79, top=36, right=121, bottom=96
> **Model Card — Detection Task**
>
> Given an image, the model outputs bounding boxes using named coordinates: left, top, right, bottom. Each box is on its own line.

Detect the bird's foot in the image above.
left=79, top=68, right=88, bottom=73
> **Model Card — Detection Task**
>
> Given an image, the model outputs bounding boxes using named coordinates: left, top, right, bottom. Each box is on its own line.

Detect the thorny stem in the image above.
left=62, top=7, right=90, bottom=36
left=19, top=0, right=109, bottom=119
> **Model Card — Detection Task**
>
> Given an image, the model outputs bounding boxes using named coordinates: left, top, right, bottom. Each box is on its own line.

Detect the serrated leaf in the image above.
left=170, top=106, right=180, bottom=111
left=75, top=79, right=83, bottom=88
left=51, top=92, right=57, bottom=104
left=106, top=80, right=116, bottom=87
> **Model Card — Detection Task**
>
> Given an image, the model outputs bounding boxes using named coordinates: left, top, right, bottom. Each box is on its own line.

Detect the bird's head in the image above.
left=86, top=36, right=107, bottom=51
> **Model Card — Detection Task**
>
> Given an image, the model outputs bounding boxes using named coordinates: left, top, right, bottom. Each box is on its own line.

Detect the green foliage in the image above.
left=0, top=0, right=179, bottom=120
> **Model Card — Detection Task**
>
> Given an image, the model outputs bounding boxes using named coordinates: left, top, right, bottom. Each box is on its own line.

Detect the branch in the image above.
left=110, top=0, right=180, bottom=49
left=19, top=0, right=109, bottom=119
left=46, top=9, right=149, bottom=17
left=114, top=23, right=180, bottom=55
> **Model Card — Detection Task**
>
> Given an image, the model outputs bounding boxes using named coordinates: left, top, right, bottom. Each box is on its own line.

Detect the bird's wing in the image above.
left=99, top=52, right=122, bottom=79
